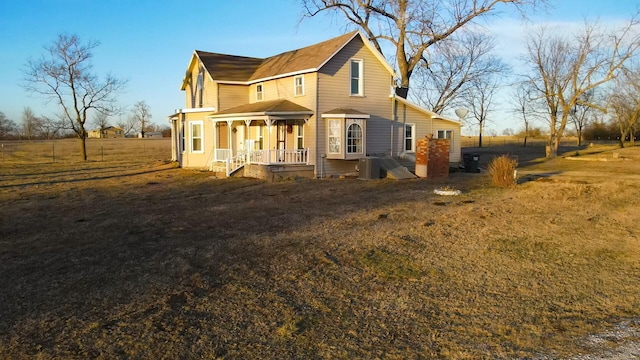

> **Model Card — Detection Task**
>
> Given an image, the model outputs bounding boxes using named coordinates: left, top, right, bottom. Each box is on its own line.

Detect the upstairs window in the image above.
left=256, top=83, right=264, bottom=101
left=294, top=75, right=305, bottom=96
left=350, top=59, right=363, bottom=96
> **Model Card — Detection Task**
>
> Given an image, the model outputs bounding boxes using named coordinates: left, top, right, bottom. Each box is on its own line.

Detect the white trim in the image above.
left=404, top=123, right=416, bottom=153
left=190, top=120, right=204, bottom=154
left=294, top=75, right=305, bottom=96
left=390, top=94, right=461, bottom=125
left=321, top=113, right=370, bottom=119
left=174, top=107, right=217, bottom=114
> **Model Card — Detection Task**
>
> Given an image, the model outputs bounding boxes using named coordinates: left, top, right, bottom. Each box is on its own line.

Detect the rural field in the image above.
left=0, top=139, right=639, bottom=359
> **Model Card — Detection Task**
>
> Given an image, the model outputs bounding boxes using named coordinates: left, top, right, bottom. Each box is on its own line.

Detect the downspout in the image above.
left=316, top=72, right=322, bottom=178
left=390, top=93, right=395, bottom=157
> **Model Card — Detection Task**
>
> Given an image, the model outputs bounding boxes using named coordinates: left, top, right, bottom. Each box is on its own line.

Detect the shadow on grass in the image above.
left=0, top=166, right=174, bottom=189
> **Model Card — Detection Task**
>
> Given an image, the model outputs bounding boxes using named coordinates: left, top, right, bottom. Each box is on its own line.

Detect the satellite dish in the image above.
left=455, top=108, right=468, bottom=119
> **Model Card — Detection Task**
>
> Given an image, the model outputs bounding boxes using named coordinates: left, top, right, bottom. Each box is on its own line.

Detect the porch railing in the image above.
left=248, top=149, right=309, bottom=165
left=210, top=148, right=309, bottom=175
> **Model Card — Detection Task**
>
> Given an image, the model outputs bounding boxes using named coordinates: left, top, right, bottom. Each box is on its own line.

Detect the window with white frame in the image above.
left=437, top=129, right=454, bottom=152
left=325, top=117, right=367, bottom=159
left=328, top=119, right=341, bottom=155
left=296, top=124, right=304, bottom=149
left=256, top=83, right=264, bottom=101
left=294, top=75, right=305, bottom=96
left=350, top=59, right=363, bottom=96
left=346, top=122, right=363, bottom=154
left=190, top=121, right=204, bottom=153
left=405, top=124, right=416, bottom=152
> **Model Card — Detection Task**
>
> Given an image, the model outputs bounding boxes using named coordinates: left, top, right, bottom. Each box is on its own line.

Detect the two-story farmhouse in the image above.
left=168, top=31, right=461, bottom=179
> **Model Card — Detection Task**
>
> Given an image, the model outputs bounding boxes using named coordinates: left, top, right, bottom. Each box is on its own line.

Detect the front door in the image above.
left=236, top=125, right=245, bottom=153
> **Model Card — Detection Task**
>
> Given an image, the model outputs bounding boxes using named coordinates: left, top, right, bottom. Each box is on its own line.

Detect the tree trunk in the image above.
left=478, top=122, right=483, bottom=148
left=523, top=135, right=528, bottom=147
left=546, top=136, right=559, bottom=158
left=80, top=134, right=88, bottom=161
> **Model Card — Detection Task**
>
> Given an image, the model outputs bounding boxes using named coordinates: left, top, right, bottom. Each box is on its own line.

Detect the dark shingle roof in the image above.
left=213, top=99, right=313, bottom=116
left=195, top=52, right=263, bottom=82
left=196, top=31, right=359, bottom=83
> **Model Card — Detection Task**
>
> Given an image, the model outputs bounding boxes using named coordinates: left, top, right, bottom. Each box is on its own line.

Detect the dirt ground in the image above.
left=0, top=144, right=639, bottom=359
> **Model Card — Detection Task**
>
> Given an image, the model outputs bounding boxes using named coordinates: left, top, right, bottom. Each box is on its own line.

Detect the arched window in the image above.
left=347, top=123, right=363, bottom=154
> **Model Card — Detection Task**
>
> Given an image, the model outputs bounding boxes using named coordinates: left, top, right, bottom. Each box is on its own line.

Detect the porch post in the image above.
left=212, top=120, right=218, bottom=161
left=265, top=118, right=273, bottom=164
left=226, top=119, right=233, bottom=157
left=244, top=119, right=251, bottom=164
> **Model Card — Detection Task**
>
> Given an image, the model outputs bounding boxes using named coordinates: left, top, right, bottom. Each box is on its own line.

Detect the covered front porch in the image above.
left=207, top=100, right=314, bottom=177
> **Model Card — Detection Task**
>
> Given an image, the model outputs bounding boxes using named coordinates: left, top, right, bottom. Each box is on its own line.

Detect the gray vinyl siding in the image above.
left=394, top=102, right=461, bottom=163
left=316, top=36, right=395, bottom=176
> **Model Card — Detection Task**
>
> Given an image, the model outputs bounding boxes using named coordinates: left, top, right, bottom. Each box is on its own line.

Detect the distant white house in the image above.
left=138, top=132, right=163, bottom=139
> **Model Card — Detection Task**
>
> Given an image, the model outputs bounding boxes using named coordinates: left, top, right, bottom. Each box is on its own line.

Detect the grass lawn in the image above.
left=0, top=140, right=639, bottom=359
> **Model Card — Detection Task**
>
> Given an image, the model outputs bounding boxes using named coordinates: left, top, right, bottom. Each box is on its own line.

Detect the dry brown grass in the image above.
left=0, top=143, right=639, bottom=359
left=488, top=155, right=518, bottom=187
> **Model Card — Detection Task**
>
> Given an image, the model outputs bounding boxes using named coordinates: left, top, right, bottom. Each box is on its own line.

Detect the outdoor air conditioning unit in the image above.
left=358, top=157, right=380, bottom=180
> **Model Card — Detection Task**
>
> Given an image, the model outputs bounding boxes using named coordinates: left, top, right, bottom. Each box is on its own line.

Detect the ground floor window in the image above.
left=437, top=129, right=453, bottom=152
left=191, top=121, right=204, bottom=153
left=325, top=117, right=366, bottom=159
left=405, top=123, right=415, bottom=152
left=328, top=119, right=341, bottom=155
left=296, top=124, right=304, bottom=149
left=347, top=122, right=363, bottom=154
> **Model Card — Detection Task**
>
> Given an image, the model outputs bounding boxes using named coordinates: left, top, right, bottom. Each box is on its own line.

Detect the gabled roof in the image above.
left=182, top=31, right=396, bottom=89
left=210, top=99, right=313, bottom=118
left=391, top=94, right=461, bottom=125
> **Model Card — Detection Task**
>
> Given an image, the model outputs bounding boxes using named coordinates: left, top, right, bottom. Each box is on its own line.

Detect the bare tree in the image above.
left=523, top=20, right=640, bottom=158
left=22, top=34, right=126, bottom=160
left=0, top=112, right=17, bottom=139
left=38, top=115, right=65, bottom=139
left=462, top=74, right=501, bottom=147
left=21, top=106, right=41, bottom=140
left=131, top=101, right=152, bottom=137
left=411, top=31, right=508, bottom=114
left=301, top=0, right=545, bottom=92
left=608, top=67, right=640, bottom=147
left=117, top=115, right=136, bottom=137
left=569, top=89, right=596, bottom=147
left=92, top=112, right=110, bottom=131
left=511, top=81, right=542, bottom=147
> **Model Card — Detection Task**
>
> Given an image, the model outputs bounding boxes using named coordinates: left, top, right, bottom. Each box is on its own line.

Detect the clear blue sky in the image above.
left=0, top=0, right=638, bottom=133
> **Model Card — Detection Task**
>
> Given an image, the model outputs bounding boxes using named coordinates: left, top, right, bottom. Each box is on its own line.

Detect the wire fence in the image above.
left=460, top=136, right=580, bottom=148
left=0, top=138, right=171, bottom=164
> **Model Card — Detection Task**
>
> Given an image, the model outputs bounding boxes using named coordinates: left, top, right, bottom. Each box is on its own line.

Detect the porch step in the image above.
left=380, top=157, right=417, bottom=180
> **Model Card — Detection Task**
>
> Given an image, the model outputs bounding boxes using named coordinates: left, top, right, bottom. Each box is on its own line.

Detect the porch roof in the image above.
left=321, top=108, right=370, bottom=119
left=209, top=99, right=314, bottom=119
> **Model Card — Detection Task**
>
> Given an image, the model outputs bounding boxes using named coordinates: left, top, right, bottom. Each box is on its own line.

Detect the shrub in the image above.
left=488, top=155, right=518, bottom=187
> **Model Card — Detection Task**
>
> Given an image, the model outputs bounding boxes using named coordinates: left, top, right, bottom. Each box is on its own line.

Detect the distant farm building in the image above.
left=87, top=126, right=125, bottom=139
left=138, top=131, right=163, bottom=139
